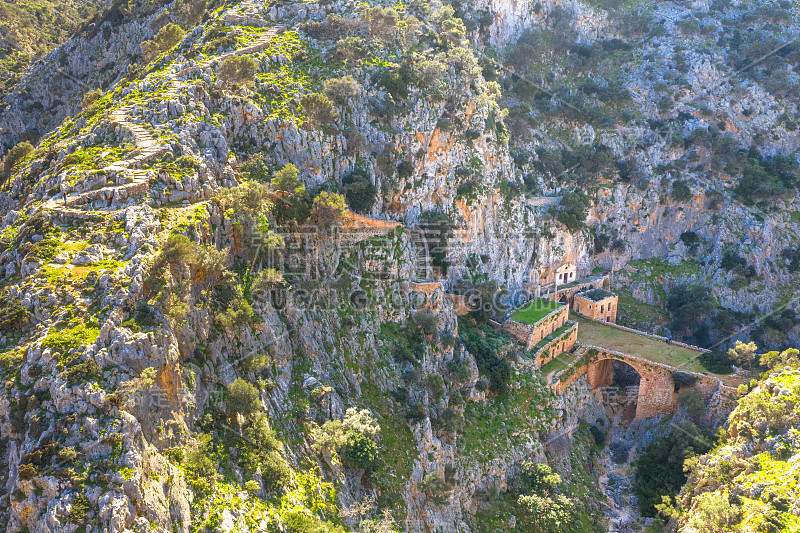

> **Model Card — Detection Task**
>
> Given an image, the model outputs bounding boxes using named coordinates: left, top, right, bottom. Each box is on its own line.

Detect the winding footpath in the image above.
left=43, top=25, right=284, bottom=218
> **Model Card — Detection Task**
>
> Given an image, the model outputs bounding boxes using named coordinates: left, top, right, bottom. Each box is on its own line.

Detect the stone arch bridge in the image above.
left=553, top=346, right=734, bottom=419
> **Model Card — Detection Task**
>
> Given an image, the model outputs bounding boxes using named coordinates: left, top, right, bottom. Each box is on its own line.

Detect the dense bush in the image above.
left=515, top=462, right=577, bottom=532
left=226, top=378, right=261, bottom=419
left=420, top=473, right=451, bottom=505
left=309, top=191, right=348, bottom=230
left=240, top=153, right=269, bottom=182
left=459, top=318, right=512, bottom=395
left=671, top=180, right=692, bottom=202
left=336, top=36, right=365, bottom=60
left=554, top=191, right=591, bottom=231
left=81, top=88, right=103, bottom=109
left=0, top=293, right=30, bottom=333
left=633, top=423, right=712, bottom=517
left=376, top=63, right=413, bottom=100
left=412, top=310, right=439, bottom=338
left=323, top=75, right=361, bottom=106
left=141, top=23, right=185, bottom=62
left=698, top=350, right=734, bottom=374
left=341, top=169, right=377, bottom=213
left=341, top=431, right=379, bottom=473
left=301, top=92, right=339, bottom=126
left=183, top=433, right=219, bottom=495
left=217, top=55, right=257, bottom=87
left=271, top=163, right=305, bottom=193
left=3, top=141, right=34, bottom=175
left=666, top=285, right=715, bottom=342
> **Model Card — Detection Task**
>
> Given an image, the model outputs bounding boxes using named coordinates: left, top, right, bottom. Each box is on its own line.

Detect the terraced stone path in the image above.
left=43, top=25, right=284, bottom=218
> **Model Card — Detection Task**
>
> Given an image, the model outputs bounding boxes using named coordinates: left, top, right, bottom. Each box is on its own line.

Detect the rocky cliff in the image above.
left=0, top=0, right=797, bottom=531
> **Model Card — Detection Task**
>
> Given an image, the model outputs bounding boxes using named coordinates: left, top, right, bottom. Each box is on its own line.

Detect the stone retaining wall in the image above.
left=534, top=322, right=578, bottom=367
left=500, top=304, right=569, bottom=351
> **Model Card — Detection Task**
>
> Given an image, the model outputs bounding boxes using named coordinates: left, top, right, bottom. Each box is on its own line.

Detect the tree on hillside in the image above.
left=309, top=191, right=348, bottom=231
left=323, top=76, right=361, bottom=107
left=81, top=88, right=102, bottom=109
left=301, top=92, right=339, bottom=126
left=553, top=190, right=591, bottom=230
left=141, top=23, right=186, bottom=62
left=686, top=494, right=739, bottom=533
left=342, top=169, right=377, bottom=213
left=217, top=55, right=257, bottom=88
left=271, top=163, right=305, bottom=194
left=728, top=340, right=758, bottom=370
left=226, top=378, right=261, bottom=420
left=516, top=462, right=576, bottom=532
left=2, top=141, right=34, bottom=176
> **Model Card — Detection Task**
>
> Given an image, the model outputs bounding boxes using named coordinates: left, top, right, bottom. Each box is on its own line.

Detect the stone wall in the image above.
left=535, top=275, right=608, bottom=304
left=573, top=293, right=618, bottom=323
left=501, top=304, right=569, bottom=351
left=534, top=322, right=578, bottom=367
left=524, top=305, right=569, bottom=350
left=553, top=346, right=734, bottom=419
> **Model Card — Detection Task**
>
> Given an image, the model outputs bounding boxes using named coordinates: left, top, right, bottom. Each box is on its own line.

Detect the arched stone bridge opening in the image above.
left=586, top=352, right=676, bottom=419
left=556, top=347, right=726, bottom=419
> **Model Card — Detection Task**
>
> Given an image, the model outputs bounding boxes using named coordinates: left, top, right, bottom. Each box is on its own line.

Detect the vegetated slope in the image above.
left=0, top=0, right=610, bottom=530
left=676, top=348, right=800, bottom=532
left=0, top=0, right=104, bottom=97
left=497, top=0, right=800, bottom=350
left=0, top=0, right=797, bottom=530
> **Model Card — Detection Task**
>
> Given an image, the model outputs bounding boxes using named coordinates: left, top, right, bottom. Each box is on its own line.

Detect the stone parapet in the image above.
left=533, top=322, right=578, bottom=367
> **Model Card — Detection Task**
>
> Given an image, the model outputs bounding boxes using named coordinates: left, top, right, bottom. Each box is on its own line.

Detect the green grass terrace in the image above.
left=510, top=299, right=563, bottom=324
left=573, top=315, right=740, bottom=387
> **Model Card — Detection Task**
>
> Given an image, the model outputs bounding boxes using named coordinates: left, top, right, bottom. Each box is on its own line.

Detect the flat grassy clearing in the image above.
left=540, top=350, right=576, bottom=379
left=512, top=299, right=563, bottom=324
left=574, top=315, right=704, bottom=371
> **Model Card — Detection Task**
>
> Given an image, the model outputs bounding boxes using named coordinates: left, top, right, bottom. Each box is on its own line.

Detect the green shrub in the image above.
left=239, top=415, right=291, bottom=492
left=342, top=169, right=376, bottom=213
left=218, top=55, right=257, bottom=87
left=157, top=234, right=199, bottom=270
left=184, top=433, right=219, bottom=495
left=301, top=92, right=338, bottom=126
left=323, top=76, right=361, bottom=107
left=671, top=180, right=692, bottom=202
left=81, top=88, right=103, bottom=109
left=633, top=423, right=712, bottom=517
left=141, top=23, right=186, bottom=62
left=341, top=430, right=379, bottom=473
left=3, top=141, right=34, bottom=175
left=68, top=493, right=90, bottom=524
left=283, top=512, right=344, bottom=533
left=271, top=163, right=304, bottom=193
left=554, top=191, right=591, bottom=231
left=336, top=36, right=365, bottom=60
left=397, top=160, right=414, bottom=179
left=376, top=64, right=413, bottom=100
left=240, top=152, right=269, bottom=182
left=176, top=155, right=200, bottom=170
left=62, top=358, right=102, bottom=386
left=226, top=378, right=261, bottom=419
left=0, top=294, right=29, bottom=333
left=420, top=473, right=451, bottom=505
left=309, top=191, right=348, bottom=230
left=244, top=479, right=260, bottom=494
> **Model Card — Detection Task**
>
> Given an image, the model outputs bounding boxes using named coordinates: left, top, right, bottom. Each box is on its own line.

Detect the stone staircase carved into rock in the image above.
left=43, top=25, right=284, bottom=218
left=175, top=25, right=284, bottom=77
left=410, top=228, right=432, bottom=282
